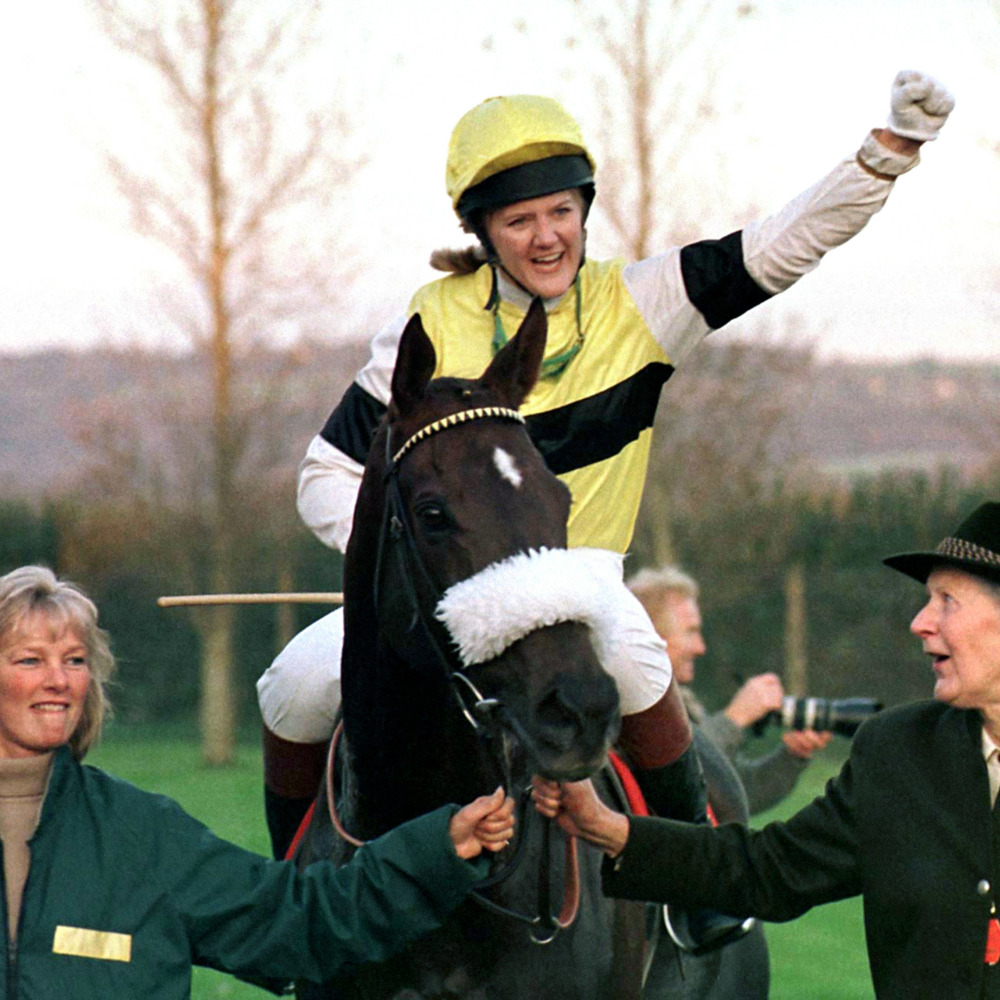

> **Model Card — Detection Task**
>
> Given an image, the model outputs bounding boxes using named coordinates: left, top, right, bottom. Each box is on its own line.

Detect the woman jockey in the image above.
left=258, top=75, right=953, bottom=877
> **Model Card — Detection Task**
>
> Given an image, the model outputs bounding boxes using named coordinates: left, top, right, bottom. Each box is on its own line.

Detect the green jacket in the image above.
left=5, top=747, right=486, bottom=998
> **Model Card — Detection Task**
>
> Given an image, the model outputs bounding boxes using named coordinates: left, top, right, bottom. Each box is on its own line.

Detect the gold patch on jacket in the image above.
left=52, top=925, right=132, bottom=963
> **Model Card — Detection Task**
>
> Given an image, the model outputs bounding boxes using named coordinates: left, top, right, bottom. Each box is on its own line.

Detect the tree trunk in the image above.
left=783, top=562, right=808, bottom=697
left=196, top=604, right=236, bottom=765
left=645, top=477, right=675, bottom=568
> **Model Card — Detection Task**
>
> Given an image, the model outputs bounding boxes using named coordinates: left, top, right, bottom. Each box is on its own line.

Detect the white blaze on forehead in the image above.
left=492, top=447, right=522, bottom=488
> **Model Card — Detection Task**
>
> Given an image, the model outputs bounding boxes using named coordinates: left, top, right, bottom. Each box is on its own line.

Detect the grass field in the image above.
left=89, top=724, right=872, bottom=999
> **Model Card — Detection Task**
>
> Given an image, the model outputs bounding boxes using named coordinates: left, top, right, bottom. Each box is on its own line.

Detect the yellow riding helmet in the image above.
left=446, top=95, right=597, bottom=219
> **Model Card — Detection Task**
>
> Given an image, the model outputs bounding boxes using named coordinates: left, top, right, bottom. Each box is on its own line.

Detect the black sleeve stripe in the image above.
left=319, top=383, right=387, bottom=465
left=680, top=230, right=772, bottom=330
left=526, top=362, right=673, bottom=476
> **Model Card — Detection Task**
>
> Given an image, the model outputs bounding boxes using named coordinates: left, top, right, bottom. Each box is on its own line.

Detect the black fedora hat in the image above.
left=883, top=502, right=1000, bottom=586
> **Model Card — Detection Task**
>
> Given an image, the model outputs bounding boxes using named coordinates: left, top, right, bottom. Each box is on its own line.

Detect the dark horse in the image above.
left=295, top=301, right=657, bottom=999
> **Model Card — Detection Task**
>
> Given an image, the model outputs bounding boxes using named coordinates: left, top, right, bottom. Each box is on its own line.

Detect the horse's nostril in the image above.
left=536, top=676, right=618, bottom=754
left=536, top=689, right=582, bottom=752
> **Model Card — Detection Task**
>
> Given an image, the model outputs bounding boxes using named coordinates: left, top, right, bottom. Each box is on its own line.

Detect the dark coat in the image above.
left=3, top=747, right=485, bottom=999
left=604, top=701, right=999, bottom=999
left=646, top=729, right=769, bottom=1000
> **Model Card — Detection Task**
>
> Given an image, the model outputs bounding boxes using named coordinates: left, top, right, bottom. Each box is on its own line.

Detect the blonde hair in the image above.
left=428, top=245, right=488, bottom=275
left=626, top=565, right=699, bottom=633
left=0, top=566, right=114, bottom=759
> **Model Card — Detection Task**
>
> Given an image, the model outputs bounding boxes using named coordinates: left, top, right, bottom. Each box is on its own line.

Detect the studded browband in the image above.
left=392, top=406, right=525, bottom=465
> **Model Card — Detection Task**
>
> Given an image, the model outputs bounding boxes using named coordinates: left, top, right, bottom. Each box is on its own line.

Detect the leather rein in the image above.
left=330, top=406, right=581, bottom=944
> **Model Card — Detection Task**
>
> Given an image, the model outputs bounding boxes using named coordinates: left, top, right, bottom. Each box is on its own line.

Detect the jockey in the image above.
left=258, top=75, right=953, bottom=873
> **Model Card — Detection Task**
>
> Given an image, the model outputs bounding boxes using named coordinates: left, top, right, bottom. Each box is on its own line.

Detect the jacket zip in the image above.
left=0, top=840, right=15, bottom=1000
left=5, top=939, right=15, bottom=1000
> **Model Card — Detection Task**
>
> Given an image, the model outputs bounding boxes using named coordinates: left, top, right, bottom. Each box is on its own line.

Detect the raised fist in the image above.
left=887, top=70, right=954, bottom=142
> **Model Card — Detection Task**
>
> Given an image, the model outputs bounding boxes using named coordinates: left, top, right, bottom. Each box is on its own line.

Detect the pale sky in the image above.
left=1, top=0, right=998, bottom=361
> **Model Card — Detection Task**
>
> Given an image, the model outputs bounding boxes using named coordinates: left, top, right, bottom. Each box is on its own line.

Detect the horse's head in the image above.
left=344, top=300, right=620, bottom=797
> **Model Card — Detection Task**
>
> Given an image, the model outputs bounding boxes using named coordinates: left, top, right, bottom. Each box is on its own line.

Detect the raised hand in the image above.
left=887, top=70, right=954, bottom=142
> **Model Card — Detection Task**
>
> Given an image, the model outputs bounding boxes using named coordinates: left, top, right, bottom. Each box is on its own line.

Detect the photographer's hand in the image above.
left=782, top=729, right=833, bottom=760
left=725, top=673, right=784, bottom=729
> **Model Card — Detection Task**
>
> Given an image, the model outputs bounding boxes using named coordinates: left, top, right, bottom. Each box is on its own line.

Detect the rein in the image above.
left=360, top=405, right=582, bottom=943
left=325, top=719, right=581, bottom=945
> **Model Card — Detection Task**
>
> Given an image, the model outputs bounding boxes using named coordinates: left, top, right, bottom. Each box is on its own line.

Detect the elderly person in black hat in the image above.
left=534, top=502, right=1000, bottom=1000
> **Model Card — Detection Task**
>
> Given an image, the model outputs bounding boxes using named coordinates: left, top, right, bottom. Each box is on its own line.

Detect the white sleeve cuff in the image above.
left=856, top=129, right=920, bottom=178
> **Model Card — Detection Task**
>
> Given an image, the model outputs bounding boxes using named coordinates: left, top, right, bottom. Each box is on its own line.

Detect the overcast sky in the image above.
left=1, top=0, right=998, bottom=361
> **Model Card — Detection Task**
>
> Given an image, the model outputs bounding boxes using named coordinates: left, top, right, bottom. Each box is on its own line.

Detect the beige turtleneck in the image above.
left=0, top=754, right=53, bottom=941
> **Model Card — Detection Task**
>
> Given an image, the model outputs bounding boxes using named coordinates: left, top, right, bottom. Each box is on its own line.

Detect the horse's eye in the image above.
left=414, top=502, right=453, bottom=533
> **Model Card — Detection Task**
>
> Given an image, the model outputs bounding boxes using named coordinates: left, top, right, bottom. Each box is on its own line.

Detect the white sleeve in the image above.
left=297, top=313, right=408, bottom=552
left=353, top=313, right=409, bottom=402
left=296, top=436, right=365, bottom=553
left=623, top=133, right=920, bottom=365
left=743, top=136, right=917, bottom=295
left=622, top=247, right=710, bottom=368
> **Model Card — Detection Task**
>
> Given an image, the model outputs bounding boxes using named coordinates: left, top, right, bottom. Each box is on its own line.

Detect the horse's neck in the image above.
left=341, top=429, right=503, bottom=835
left=342, top=636, right=495, bottom=836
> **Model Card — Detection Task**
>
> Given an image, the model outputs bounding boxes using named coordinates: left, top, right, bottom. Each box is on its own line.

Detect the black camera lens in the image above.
left=779, top=697, right=882, bottom=738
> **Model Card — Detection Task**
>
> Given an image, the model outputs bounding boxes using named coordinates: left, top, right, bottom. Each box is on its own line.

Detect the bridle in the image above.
left=373, top=406, right=526, bottom=733
left=350, top=404, right=581, bottom=943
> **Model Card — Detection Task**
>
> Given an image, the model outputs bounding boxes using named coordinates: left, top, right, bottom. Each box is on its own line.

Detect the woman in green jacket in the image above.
left=0, top=565, right=514, bottom=998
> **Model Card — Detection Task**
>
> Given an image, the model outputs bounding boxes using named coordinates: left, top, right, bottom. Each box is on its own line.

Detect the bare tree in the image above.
left=569, top=0, right=758, bottom=257
left=88, top=0, right=364, bottom=763
left=631, top=316, right=816, bottom=571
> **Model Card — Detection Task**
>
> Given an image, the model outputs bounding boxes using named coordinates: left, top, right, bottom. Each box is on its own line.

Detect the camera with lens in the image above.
left=755, top=697, right=883, bottom=738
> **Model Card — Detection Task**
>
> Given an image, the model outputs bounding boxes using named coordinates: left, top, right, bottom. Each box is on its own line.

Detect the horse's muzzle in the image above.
left=530, top=671, right=620, bottom=781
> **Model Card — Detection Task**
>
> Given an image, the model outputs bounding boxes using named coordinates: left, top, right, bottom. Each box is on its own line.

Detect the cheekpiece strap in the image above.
left=392, top=407, right=525, bottom=465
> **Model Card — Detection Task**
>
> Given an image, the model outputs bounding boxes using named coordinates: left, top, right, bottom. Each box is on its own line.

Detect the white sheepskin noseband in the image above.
left=435, top=547, right=631, bottom=672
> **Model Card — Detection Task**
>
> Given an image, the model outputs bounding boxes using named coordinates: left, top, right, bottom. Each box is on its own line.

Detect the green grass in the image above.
left=755, top=746, right=873, bottom=999
left=89, top=725, right=872, bottom=999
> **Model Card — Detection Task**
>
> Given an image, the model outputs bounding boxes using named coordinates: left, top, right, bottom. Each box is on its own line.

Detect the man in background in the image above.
left=629, top=566, right=831, bottom=814
left=627, top=566, right=830, bottom=998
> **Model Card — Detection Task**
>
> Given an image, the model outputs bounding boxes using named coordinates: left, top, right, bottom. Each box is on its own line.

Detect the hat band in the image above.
left=937, top=536, right=1000, bottom=568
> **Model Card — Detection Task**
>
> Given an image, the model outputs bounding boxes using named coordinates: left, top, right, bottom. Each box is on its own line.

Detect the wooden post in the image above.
left=157, top=593, right=343, bottom=608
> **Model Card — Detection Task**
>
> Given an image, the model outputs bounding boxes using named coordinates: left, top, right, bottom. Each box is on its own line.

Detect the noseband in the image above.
left=369, top=403, right=580, bottom=943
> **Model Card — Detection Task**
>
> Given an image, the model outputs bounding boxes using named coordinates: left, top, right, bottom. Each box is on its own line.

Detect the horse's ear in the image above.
left=480, top=297, right=547, bottom=408
left=391, top=313, right=437, bottom=416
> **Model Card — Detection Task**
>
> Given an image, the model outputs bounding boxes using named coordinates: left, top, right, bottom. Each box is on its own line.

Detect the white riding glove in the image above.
left=887, top=70, right=954, bottom=142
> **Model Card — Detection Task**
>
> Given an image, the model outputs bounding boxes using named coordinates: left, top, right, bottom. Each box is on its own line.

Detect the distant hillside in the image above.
left=0, top=345, right=996, bottom=502
left=791, top=356, right=997, bottom=478
left=0, top=341, right=368, bottom=502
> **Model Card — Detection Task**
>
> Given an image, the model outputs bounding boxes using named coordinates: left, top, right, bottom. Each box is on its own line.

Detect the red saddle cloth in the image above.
left=606, top=750, right=718, bottom=826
